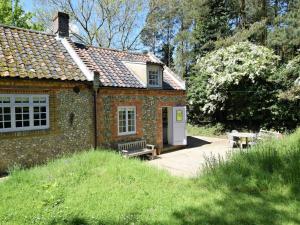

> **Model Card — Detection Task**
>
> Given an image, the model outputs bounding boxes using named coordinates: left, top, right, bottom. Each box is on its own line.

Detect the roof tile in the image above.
left=0, top=25, right=86, bottom=81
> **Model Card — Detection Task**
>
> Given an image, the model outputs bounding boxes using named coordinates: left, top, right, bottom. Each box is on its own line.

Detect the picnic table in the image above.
left=228, top=132, right=257, bottom=148
left=228, top=129, right=282, bottom=149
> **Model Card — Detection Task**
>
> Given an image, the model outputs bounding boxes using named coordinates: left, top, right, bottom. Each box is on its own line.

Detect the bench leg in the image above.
left=151, top=151, right=156, bottom=160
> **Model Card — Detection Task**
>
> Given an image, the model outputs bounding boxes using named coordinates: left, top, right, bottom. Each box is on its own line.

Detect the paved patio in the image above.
left=148, top=136, right=235, bottom=178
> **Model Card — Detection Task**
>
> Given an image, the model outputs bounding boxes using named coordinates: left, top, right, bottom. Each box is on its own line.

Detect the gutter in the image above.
left=93, top=72, right=101, bottom=149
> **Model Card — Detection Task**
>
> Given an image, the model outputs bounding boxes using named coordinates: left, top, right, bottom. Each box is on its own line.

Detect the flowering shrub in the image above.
left=188, top=42, right=282, bottom=128
left=189, top=42, right=279, bottom=114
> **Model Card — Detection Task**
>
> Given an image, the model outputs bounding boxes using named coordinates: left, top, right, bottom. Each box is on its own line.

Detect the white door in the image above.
left=170, top=106, right=187, bottom=145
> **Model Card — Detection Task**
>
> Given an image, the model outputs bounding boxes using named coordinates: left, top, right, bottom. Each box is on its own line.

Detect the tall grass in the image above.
left=201, top=128, right=300, bottom=194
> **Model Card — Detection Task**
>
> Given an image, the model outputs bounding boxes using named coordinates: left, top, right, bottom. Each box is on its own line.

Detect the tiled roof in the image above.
left=73, top=43, right=185, bottom=90
left=74, top=43, right=144, bottom=88
left=0, top=25, right=86, bottom=81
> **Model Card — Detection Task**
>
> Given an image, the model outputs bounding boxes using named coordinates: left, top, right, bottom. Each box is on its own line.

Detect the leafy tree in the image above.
left=0, top=0, right=43, bottom=30
left=188, top=42, right=280, bottom=129
left=35, top=0, right=146, bottom=50
left=268, top=55, right=300, bottom=129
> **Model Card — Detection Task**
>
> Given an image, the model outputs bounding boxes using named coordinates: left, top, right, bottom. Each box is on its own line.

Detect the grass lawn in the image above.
left=1, top=129, right=300, bottom=225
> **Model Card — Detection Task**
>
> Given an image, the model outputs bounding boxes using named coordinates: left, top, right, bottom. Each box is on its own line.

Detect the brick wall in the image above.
left=97, top=88, right=186, bottom=152
left=0, top=78, right=94, bottom=173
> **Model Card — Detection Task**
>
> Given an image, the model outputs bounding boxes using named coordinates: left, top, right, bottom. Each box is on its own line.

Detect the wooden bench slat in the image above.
left=118, top=140, right=156, bottom=159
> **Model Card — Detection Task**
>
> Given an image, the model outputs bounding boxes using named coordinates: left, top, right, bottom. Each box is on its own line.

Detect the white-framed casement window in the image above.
left=148, top=69, right=160, bottom=87
left=118, top=106, right=136, bottom=135
left=0, top=94, right=49, bottom=133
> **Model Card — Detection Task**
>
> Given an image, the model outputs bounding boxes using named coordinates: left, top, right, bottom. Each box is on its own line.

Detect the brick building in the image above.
left=0, top=12, right=186, bottom=173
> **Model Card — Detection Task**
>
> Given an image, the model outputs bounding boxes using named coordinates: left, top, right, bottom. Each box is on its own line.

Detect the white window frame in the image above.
left=0, top=94, right=50, bottom=133
left=117, top=106, right=136, bottom=136
left=148, top=69, right=160, bottom=87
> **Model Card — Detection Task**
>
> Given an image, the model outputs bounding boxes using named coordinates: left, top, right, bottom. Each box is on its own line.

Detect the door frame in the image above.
left=157, top=102, right=186, bottom=152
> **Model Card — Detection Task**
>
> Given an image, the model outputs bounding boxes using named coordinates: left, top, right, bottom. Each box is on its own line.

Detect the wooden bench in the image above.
left=118, top=140, right=156, bottom=159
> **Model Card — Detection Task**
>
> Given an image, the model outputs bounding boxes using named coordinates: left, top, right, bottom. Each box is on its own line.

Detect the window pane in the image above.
left=15, top=107, right=21, bottom=113
left=0, top=106, right=12, bottom=130
left=4, top=107, right=10, bottom=114
left=34, top=106, right=47, bottom=127
left=15, top=106, right=30, bottom=128
left=149, top=70, right=159, bottom=86
left=23, top=114, right=29, bottom=120
left=4, top=122, right=11, bottom=128
left=33, top=96, right=47, bottom=104
left=176, top=110, right=183, bottom=122
left=4, top=115, right=10, bottom=121
left=16, top=121, right=22, bottom=127
left=15, top=97, right=29, bottom=103
left=33, top=97, right=39, bottom=103
left=23, top=121, right=30, bottom=127
left=40, top=97, right=46, bottom=103
left=15, top=114, right=22, bottom=120
left=0, top=97, right=10, bottom=103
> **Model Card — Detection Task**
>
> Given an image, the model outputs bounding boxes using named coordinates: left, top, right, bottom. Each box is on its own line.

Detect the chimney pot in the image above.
left=53, top=12, right=69, bottom=38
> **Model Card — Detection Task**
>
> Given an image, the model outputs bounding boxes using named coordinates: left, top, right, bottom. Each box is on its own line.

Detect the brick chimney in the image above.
left=53, top=12, right=69, bottom=38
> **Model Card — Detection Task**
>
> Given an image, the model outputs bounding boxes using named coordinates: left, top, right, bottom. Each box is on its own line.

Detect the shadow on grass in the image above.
left=172, top=190, right=300, bottom=225
left=48, top=216, right=164, bottom=225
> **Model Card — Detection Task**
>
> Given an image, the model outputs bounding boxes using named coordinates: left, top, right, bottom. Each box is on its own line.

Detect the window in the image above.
left=148, top=70, right=160, bottom=87
left=0, top=94, right=49, bottom=133
left=176, top=109, right=183, bottom=122
left=118, top=106, right=136, bottom=135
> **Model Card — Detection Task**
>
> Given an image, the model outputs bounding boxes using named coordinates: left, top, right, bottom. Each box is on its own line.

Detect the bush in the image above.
left=187, top=123, right=225, bottom=137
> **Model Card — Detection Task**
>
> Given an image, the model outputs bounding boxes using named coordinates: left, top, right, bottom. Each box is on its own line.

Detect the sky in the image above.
left=21, top=0, right=34, bottom=12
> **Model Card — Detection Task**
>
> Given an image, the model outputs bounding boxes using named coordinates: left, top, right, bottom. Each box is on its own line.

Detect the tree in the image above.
left=188, top=42, right=280, bottom=128
left=267, top=0, right=300, bottom=61
left=141, top=0, right=178, bottom=67
left=34, top=0, right=146, bottom=50
left=0, top=0, right=43, bottom=30
left=191, top=0, right=232, bottom=57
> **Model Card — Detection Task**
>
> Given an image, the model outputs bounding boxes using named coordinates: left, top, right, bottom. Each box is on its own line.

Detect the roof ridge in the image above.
left=0, top=23, right=55, bottom=36
left=84, top=44, right=148, bottom=56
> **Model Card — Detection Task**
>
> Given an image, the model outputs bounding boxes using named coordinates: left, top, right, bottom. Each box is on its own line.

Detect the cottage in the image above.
left=0, top=12, right=186, bottom=173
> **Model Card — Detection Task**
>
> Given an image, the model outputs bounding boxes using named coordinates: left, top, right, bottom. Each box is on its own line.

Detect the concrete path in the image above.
left=148, top=136, right=236, bottom=178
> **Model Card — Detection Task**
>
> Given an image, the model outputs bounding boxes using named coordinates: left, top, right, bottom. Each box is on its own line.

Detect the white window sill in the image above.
left=0, top=126, right=50, bottom=133
left=118, top=132, right=136, bottom=136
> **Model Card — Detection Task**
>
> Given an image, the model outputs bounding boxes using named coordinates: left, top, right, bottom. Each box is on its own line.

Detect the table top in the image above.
left=229, top=132, right=257, bottom=138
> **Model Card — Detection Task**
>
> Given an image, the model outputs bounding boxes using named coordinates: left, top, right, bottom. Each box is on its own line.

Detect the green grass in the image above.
left=187, top=123, right=225, bottom=137
left=1, top=129, right=300, bottom=225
